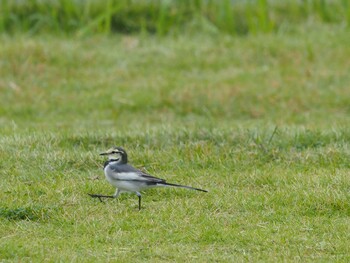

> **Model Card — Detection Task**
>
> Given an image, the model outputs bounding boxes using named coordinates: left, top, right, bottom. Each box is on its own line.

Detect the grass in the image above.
left=1, top=22, right=350, bottom=261
left=1, top=0, right=350, bottom=36
left=1, top=128, right=350, bottom=261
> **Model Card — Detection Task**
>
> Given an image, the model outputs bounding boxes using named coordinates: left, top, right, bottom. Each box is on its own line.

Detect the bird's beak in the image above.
left=99, top=152, right=108, bottom=156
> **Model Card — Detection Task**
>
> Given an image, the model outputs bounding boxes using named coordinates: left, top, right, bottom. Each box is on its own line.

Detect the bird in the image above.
left=88, top=146, right=208, bottom=210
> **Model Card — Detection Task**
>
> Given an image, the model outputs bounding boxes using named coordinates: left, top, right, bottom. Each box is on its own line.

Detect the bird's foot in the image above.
left=88, top=193, right=114, bottom=203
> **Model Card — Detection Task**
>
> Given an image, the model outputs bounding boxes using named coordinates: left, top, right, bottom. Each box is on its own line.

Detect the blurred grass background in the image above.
left=1, top=0, right=350, bottom=262
left=1, top=28, right=349, bottom=133
left=1, top=0, right=350, bottom=36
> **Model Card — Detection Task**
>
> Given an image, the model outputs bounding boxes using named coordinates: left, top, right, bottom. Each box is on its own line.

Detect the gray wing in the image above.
left=109, top=163, right=166, bottom=183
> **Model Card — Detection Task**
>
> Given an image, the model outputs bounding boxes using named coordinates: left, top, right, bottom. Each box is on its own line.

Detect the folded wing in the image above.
left=109, top=163, right=166, bottom=183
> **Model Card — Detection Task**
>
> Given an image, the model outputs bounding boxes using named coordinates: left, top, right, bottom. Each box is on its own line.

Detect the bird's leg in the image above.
left=136, top=191, right=142, bottom=210
left=88, top=188, right=121, bottom=203
left=88, top=193, right=114, bottom=203
left=113, top=188, right=121, bottom=198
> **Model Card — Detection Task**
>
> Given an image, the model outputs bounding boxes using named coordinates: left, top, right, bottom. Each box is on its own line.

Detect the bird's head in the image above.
left=100, top=146, right=128, bottom=164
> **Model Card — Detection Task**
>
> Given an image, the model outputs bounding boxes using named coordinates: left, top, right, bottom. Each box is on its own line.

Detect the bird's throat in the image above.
left=103, top=158, right=120, bottom=168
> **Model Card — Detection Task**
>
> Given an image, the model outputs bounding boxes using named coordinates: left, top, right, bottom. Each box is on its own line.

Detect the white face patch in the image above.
left=108, top=152, right=122, bottom=161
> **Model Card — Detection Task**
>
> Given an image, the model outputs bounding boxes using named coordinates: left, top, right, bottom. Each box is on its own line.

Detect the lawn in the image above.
left=1, top=22, right=350, bottom=261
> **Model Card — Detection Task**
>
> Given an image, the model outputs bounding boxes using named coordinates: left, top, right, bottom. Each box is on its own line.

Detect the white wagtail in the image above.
left=88, top=146, right=207, bottom=210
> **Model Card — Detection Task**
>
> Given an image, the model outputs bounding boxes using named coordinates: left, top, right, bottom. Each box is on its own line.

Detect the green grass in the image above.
left=1, top=23, right=350, bottom=261
left=1, top=0, right=350, bottom=36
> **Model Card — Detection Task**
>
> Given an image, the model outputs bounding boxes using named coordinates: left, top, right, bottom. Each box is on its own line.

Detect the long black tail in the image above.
left=160, top=182, right=208, bottom=192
